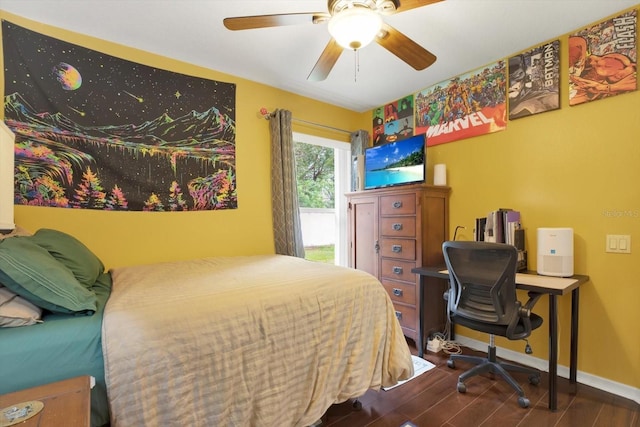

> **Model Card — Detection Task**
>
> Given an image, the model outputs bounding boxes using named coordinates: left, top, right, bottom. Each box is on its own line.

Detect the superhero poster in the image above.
left=3, top=21, right=237, bottom=212
left=414, top=61, right=507, bottom=147
left=372, top=95, right=415, bottom=146
left=508, top=40, right=560, bottom=120
left=568, top=9, right=637, bottom=106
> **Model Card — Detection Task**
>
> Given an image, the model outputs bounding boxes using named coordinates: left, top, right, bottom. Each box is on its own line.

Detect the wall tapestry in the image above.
left=372, top=95, right=415, bottom=145
left=568, top=9, right=637, bottom=106
left=508, top=40, right=560, bottom=120
left=414, top=61, right=507, bottom=147
left=2, top=21, right=237, bottom=211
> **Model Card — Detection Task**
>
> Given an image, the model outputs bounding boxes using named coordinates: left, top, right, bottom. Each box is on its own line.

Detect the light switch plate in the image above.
left=606, top=235, right=631, bottom=253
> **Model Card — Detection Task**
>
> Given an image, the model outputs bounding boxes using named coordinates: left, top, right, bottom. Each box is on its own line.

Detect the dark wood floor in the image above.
left=320, top=340, right=640, bottom=427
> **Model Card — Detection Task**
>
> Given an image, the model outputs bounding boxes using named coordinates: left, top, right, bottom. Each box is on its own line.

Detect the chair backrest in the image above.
left=442, top=241, right=520, bottom=329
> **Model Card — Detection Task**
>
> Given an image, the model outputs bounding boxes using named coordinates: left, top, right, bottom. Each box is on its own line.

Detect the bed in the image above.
left=0, top=273, right=111, bottom=426
left=0, top=229, right=414, bottom=427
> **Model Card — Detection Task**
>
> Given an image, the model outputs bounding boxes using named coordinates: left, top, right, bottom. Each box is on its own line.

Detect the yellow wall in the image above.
left=422, top=35, right=640, bottom=388
left=1, top=12, right=368, bottom=269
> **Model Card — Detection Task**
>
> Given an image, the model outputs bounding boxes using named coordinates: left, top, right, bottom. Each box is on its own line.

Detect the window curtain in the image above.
left=268, top=109, right=305, bottom=258
left=350, top=129, right=369, bottom=191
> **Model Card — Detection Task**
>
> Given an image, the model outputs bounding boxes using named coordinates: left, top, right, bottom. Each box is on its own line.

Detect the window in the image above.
left=293, top=132, right=350, bottom=267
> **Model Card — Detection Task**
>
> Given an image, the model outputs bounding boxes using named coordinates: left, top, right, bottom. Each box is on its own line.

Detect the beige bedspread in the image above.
left=103, top=255, right=413, bottom=427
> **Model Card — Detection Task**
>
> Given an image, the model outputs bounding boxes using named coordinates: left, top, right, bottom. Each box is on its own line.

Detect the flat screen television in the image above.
left=364, top=134, right=426, bottom=190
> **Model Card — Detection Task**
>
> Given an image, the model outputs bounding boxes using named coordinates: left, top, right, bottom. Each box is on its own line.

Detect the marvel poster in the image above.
left=2, top=21, right=237, bottom=211
left=508, top=40, right=560, bottom=119
left=414, top=61, right=507, bottom=147
left=568, top=9, right=637, bottom=106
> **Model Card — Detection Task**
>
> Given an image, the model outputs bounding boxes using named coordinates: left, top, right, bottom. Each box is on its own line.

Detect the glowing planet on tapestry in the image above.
left=52, top=62, right=82, bottom=90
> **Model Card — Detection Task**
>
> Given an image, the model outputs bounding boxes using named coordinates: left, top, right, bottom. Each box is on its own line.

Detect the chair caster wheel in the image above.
left=447, top=359, right=455, bottom=369
left=456, top=382, right=466, bottom=393
left=529, top=374, right=540, bottom=385
left=518, top=396, right=530, bottom=408
left=352, top=400, right=362, bottom=411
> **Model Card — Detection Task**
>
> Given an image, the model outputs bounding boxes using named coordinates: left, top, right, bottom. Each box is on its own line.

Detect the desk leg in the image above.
left=418, top=277, right=425, bottom=358
left=548, top=294, right=558, bottom=411
left=570, top=288, right=580, bottom=385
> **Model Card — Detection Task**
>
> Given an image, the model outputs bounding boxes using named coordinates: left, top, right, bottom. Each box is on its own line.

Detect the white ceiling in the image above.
left=1, top=0, right=638, bottom=113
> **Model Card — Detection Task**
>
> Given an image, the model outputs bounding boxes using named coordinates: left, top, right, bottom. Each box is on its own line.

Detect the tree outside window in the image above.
left=295, top=142, right=334, bottom=209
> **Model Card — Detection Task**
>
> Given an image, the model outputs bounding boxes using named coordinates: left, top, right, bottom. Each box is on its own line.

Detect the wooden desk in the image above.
left=411, top=266, right=589, bottom=411
left=0, top=376, right=91, bottom=427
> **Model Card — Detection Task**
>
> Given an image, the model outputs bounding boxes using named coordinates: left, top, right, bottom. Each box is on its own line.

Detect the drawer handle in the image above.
left=392, top=223, right=403, bottom=231
left=392, top=266, right=403, bottom=275
left=393, top=288, right=403, bottom=297
left=395, top=311, right=402, bottom=320
left=392, top=244, right=402, bottom=253
left=392, top=201, right=403, bottom=209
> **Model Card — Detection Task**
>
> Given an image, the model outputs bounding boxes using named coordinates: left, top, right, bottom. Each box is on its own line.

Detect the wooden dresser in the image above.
left=347, top=183, right=450, bottom=344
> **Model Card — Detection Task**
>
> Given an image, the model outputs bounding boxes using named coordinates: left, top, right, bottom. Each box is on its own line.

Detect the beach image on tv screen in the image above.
left=365, top=135, right=425, bottom=189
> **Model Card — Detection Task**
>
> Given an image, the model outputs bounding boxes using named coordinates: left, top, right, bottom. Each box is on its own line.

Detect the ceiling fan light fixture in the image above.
left=328, top=6, right=382, bottom=50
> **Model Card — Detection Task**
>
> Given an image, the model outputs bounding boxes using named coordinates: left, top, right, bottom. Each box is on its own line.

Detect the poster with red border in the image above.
left=414, top=61, right=507, bottom=147
left=568, top=9, right=637, bottom=106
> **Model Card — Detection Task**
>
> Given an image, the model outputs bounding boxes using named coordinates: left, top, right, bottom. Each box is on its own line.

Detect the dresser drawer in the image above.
left=381, top=258, right=417, bottom=282
left=380, top=193, right=416, bottom=216
left=380, top=217, right=416, bottom=238
left=380, top=238, right=416, bottom=260
left=381, top=279, right=416, bottom=305
left=392, top=304, right=417, bottom=331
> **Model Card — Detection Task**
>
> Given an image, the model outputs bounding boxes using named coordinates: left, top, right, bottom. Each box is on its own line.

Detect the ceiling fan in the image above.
left=223, top=0, right=443, bottom=81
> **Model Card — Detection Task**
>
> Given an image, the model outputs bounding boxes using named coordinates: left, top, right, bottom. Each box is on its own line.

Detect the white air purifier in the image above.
left=537, top=228, right=574, bottom=277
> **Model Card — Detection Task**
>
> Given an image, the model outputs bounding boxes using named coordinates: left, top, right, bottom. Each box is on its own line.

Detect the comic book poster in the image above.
left=3, top=21, right=237, bottom=211
left=508, top=40, right=560, bottom=119
left=372, top=95, right=415, bottom=145
left=414, top=61, right=507, bottom=147
left=372, top=106, right=385, bottom=145
left=569, top=9, right=637, bottom=106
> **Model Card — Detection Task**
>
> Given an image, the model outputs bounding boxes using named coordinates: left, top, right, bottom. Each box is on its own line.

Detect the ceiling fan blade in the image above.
left=375, top=23, right=436, bottom=70
left=395, top=0, right=444, bottom=13
left=307, top=39, right=343, bottom=82
left=223, top=13, right=329, bottom=31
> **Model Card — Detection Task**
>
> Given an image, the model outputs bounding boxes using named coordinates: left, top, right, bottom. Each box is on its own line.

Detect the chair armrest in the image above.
left=508, top=292, right=544, bottom=340
left=524, top=291, right=544, bottom=312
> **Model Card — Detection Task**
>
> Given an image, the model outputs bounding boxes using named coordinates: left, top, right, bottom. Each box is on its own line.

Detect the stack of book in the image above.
left=475, top=209, right=527, bottom=271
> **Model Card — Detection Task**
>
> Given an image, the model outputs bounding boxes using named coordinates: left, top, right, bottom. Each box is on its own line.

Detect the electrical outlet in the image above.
left=606, top=234, right=631, bottom=254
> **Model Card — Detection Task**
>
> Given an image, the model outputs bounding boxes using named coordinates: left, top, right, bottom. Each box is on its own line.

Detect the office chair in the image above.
left=442, top=241, right=543, bottom=408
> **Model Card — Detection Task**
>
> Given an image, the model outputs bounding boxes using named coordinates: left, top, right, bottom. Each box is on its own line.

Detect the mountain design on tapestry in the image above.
left=5, top=92, right=237, bottom=211
left=6, top=92, right=235, bottom=147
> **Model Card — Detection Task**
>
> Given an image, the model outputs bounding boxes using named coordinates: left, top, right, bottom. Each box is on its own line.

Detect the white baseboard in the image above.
left=452, top=335, right=640, bottom=405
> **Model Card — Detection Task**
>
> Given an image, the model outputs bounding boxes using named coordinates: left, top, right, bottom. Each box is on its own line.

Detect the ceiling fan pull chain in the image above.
left=354, top=49, right=359, bottom=82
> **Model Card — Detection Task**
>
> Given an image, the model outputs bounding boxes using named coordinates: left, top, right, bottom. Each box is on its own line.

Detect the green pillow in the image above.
left=0, top=237, right=97, bottom=314
left=31, top=229, right=104, bottom=288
